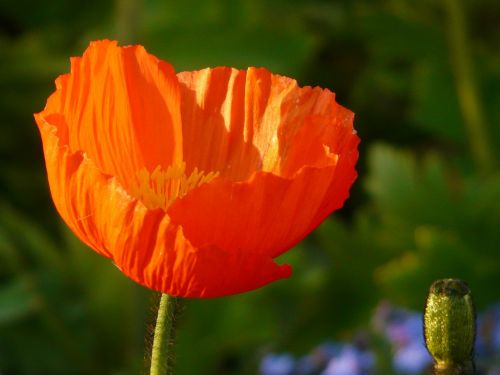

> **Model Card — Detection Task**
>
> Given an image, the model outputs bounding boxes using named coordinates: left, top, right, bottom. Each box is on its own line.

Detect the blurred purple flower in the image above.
left=386, top=314, right=424, bottom=348
left=294, top=342, right=342, bottom=375
left=321, top=345, right=374, bottom=375
left=374, top=301, right=432, bottom=374
left=260, top=353, right=295, bottom=375
left=393, top=343, right=432, bottom=375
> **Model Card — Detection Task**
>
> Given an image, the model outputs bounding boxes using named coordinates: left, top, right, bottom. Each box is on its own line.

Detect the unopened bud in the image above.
left=424, top=279, right=475, bottom=374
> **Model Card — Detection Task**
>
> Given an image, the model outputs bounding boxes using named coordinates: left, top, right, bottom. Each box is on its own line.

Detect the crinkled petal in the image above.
left=38, top=39, right=183, bottom=190
left=177, top=66, right=353, bottom=180
left=170, top=66, right=359, bottom=259
left=34, top=116, right=290, bottom=297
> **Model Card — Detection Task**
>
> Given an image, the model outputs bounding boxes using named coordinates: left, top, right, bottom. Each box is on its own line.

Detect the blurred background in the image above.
left=0, top=0, right=499, bottom=374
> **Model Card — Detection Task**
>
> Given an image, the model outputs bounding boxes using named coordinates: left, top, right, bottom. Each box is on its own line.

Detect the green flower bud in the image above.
left=424, top=279, right=475, bottom=374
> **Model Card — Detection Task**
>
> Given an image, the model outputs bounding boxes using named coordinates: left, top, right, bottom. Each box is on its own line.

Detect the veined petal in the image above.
left=170, top=66, right=359, bottom=259
left=37, top=40, right=183, bottom=191
left=177, top=67, right=355, bottom=181
left=177, top=67, right=262, bottom=181
left=35, top=115, right=289, bottom=297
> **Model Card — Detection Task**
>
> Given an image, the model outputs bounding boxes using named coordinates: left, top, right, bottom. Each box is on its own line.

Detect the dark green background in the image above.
left=0, top=0, right=499, bottom=374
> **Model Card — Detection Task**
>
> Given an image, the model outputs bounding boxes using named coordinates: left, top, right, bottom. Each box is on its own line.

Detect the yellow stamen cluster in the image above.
left=133, top=163, right=219, bottom=210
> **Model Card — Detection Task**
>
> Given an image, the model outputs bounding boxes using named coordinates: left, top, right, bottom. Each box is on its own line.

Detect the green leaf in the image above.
left=0, top=278, right=39, bottom=324
left=365, top=144, right=459, bottom=228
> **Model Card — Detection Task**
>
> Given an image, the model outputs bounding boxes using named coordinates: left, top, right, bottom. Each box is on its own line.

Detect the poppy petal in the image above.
left=39, top=39, right=183, bottom=191
left=168, top=159, right=357, bottom=261
left=177, top=67, right=266, bottom=181
left=169, top=66, right=359, bottom=258
left=177, top=67, right=353, bottom=181
left=34, top=115, right=290, bottom=297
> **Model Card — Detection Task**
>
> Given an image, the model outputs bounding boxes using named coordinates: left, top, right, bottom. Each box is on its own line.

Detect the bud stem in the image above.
left=433, top=361, right=474, bottom=375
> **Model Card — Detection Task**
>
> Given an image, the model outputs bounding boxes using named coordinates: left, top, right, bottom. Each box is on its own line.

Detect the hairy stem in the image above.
left=150, top=294, right=181, bottom=375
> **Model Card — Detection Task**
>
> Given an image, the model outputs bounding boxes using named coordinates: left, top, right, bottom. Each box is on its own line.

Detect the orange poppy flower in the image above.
left=35, top=40, right=359, bottom=298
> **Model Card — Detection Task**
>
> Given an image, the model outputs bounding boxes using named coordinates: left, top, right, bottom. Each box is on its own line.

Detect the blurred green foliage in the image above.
left=0, top=0, right=499, bottom=374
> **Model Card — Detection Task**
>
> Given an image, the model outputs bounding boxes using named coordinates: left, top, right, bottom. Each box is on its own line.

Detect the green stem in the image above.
left=433, top=361, right=474, bottom=375
left=150, top=294, right=181, bottom=375
left=443, top=0, right=495, bottom=176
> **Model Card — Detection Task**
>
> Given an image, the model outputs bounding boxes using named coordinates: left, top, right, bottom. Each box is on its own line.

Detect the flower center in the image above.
left=132, top=163, right=219, bottom=210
